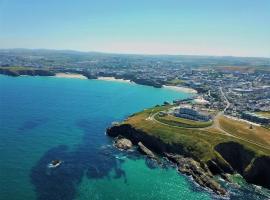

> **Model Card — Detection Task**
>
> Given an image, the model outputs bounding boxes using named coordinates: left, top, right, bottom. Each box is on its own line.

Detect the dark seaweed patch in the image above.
left=30, top=118, right=126, bottom=200
left=30, top=118, right=176, bottom=200
left=18, top=117, right=49, bottom=132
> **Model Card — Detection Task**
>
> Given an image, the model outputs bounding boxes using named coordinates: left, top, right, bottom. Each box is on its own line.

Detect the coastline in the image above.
left=1, top=72, right=196, bottom=95
left=97, top=76, right=132, bottom=83
left=54, top=73, right=87, bottom=79
left=106, top=115, right=270, bottom=195
left=162, top=85, right=197, bottom=94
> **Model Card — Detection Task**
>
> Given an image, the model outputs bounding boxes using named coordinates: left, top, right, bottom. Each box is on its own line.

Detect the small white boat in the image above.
left=47, top=160, right=62, bottom=168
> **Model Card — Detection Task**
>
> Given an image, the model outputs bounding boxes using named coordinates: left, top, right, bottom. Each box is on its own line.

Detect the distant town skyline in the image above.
left=0, top=0, right=270, bottom=57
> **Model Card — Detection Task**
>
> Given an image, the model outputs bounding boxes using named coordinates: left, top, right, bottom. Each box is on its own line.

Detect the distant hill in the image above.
left=0, top=48, right=270, bottom=69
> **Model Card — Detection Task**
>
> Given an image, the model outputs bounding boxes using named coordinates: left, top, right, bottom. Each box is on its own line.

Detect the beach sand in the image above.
left=55, top=73, right=87, bottom=79
left=163, top=85, right=197, bottom=94
left=97, top=76, right=132, bottom=83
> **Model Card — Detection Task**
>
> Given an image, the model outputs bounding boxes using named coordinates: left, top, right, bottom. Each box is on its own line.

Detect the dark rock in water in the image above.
left=114, top=137, right=133, bottom=150
left=138, top=142, right=157, bottom=160
left=220, top=173, right=232, bottom=183
left=51, top=160, right=61, bottom=166
left=165, top=153, right=227, bottom=196
left=163, top=101, right=170, bottom=105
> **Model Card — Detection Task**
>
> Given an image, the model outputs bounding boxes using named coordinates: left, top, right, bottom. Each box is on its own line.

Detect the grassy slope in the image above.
left=123, top=106, right=270, bottom=163
left=255, top=111, right=270, bottom=118
left=219, top=116, right=270, bottom=147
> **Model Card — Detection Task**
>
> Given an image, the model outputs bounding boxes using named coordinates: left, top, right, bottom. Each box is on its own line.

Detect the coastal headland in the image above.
left=106, top=104, right=270, bottom=195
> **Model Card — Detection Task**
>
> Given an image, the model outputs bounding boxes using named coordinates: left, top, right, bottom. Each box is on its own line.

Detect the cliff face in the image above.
left=244, top=155, right=270, bottom=189
left=0, top=68, right=20, bottom=76
left=107, top=124, right=270, bottom=190
left=107, top=124, right=194, bottom=158
left=214, top=142, right=255, bottom=174
left=215, top=142, right=270, bottom=189
left=20, top=69, right=55, bottom=76
left=0, top=68, right=55, bottom=77
left=132, top=78, right=163, bottom=88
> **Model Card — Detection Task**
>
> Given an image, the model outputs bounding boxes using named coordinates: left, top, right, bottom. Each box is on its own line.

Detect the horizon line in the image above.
left=1, top=47, right=270, bottom=59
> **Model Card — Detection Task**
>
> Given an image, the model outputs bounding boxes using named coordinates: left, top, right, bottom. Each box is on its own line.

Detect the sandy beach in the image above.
left=55, top=73, right=87, bottom=79
left=97, top=76, right=132, bottom=83
left=194, top=97, right=209, bottom=104
left=163, top=85, right=197, bottom=94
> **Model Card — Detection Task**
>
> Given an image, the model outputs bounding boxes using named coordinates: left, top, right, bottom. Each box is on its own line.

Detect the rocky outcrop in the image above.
left=95, top=72, right=164, bottom=88
left=206, top=158, right=233, bottom=175
left=166, top=153, right=227, bottom=196
left=114, top=137, right=133, bottom=150
left=107, top=124, right=193, bottom=157
left=79, top=71, right=98, bottom=79
left=132, top=78, right=163, bottom=88
left=107, top=124, right=228, bottom=195
left=138, top=142, right=157, bottom=160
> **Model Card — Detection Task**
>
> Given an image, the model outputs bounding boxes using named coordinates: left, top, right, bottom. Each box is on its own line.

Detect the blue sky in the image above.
left=0, top=0, right=269, bottom=57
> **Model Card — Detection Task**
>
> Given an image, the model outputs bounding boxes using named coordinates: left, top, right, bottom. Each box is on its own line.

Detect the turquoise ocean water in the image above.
left=0, top=75, right=269, bottom=200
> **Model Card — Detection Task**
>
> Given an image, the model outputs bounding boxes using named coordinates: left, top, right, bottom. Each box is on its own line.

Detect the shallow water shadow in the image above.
left=30, top=118, right=126, bottom=200
left=18, top=117, right=49, bottom=132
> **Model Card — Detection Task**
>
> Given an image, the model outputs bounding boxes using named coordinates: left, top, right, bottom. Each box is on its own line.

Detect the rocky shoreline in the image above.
left=165, top=153, right=227, bottom=195
left=106, top=123, right=270, bottom=196
left=108, top=127, right=227, bottom=196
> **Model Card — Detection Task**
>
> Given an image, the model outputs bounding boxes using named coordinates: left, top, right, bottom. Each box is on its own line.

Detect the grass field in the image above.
left=255, top=111, right=270, bottom=118
left=218, top=116, right=270, bottom=147
left=123, top=105, right=270, bottom=163
left=155, top=114, right=213, bottom=128
left=166, top=78, right=183, bottom=86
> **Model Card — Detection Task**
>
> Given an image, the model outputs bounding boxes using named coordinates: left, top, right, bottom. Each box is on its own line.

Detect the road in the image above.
left=219, top=87, right=230, bottom=113
left=146, top=90, right=270, bottom=151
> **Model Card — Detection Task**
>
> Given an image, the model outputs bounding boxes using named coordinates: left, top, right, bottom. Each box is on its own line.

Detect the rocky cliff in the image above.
left=107, top=124, right=227, bottom=195
left=107, top=124, right=270, bottom=191
left=215, top=142, right=270, bottom=189
left=0, top=68, right=55, bottom=77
